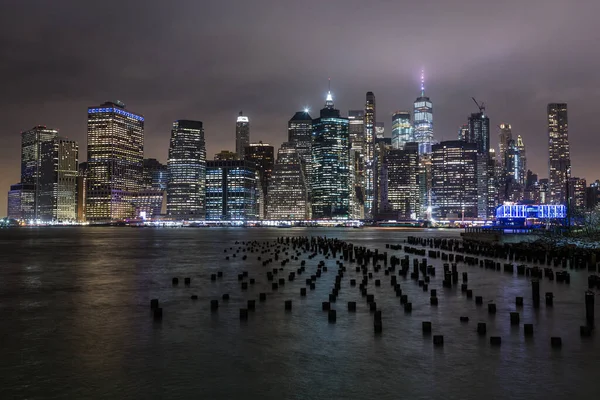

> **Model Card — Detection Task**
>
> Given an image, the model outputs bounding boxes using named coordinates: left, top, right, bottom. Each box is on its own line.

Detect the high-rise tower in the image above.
left=166, top=120, right=206, bottom=219
left=236, top=111, right=250, bottom=159
left=364, top=92, right=376, bottom=218
left=86, top=101, right=144, bottom=222
left=548, top=103, right=570, bottom=205
left=413, top=70, right=434, bottom=154
left=391, top=111, right=413, bottom=150
left=311, top=86, right=350, bottom=219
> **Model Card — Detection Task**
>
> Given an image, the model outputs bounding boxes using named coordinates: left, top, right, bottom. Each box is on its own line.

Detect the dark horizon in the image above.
left=2, top=0, right=600, bottom=215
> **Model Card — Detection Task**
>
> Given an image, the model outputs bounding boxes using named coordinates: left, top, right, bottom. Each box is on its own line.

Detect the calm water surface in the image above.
left=0, top=227, right=598, bottom=399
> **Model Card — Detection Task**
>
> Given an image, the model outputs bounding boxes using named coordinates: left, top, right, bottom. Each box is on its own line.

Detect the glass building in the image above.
left=467, top=111, right=493, bottom=219
left=266, top=142, right=309, bottom=220
left=7, top=183, right=35, bottom=220
left=364, top=92, right=376, bottom=218
left=39, top=138, right=79, bottom=222
left=413, top=71, right=434, bottom=154
left=21, top=125, right=59, bottom=219
left=244, top=142, right=274, bottom=219
left=311, top=90, right=350, bottom=219
left=387, top=142, right=420, bottom=219
left=431, top=141, right=478, bottom=220
left=288, top=111, right=312, bottom=164
left=205, top=160, right=257, bottom=221
left=235, top=111, right=250, bottom=159
left=166, top=120, right=206, bottom=220
left=548, top=103, right=570, bottom=205
left=391, top=111, right=413, bottom=150
left=86, top=101, right=144, bottom=222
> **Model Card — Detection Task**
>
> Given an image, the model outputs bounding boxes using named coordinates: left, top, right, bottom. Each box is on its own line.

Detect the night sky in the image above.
left=2, top=0, right=600, bottom=215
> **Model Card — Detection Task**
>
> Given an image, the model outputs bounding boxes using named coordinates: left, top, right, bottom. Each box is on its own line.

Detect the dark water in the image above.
left=0, top=227, right=597, bottom=400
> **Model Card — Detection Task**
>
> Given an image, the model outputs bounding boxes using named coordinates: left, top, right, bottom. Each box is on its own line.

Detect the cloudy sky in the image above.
left=1, top=0, right=600, bottom=214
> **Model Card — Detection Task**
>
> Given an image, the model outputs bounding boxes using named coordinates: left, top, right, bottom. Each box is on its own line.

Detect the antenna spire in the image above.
left=420, top=69, right=425, bottom=97
left=325, top=77, right=334, bottom=108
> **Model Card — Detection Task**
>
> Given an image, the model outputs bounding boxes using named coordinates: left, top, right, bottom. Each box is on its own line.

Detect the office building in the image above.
left=375, top=122, right=385, bottom=139
left=413, top=71, right=434, bottom=154
left=568, top=177, right=586, bottom=211
left=311, top=89, right=350, bottom=219
left=467, top=110, right=493, bottom=219
left=244, top=142, right=274, bottom=219
left=431, top=141, right=478, bottom=220
left=205, top=160, right=257, bottom=220
left=391, top=111, right=413, bottom=150
left=7, top=183, right=35, bottom=220
left=458, top=124, right=469, bottom=141
left=288, top=111, right=312, bottom=164
left=20, top=125, right=59, bottom=219
left=548, top=103, right=570, bottom=204
left=387, top=142, right=420, bottom=219
left=374, top=137, right=392, bottom=217
left=38, top=138, right=79, bottom=222
left=166, top=120, right=206, bottom=219
left=235, top=111, right=250, bottom=159
left=143, top=158, right=168, bottom=191
left=348, top=110, right=365, bottom=151
left=364, top=92, right=376, bottom=218
left=266, top=142, right=309, bottom=220
left=86, top=101, right=144, bottom=222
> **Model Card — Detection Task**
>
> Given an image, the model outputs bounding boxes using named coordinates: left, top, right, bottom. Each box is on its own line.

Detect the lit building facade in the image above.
left=467, top=111, right=493, bottom=219
left=214, top=150, right=238, bottom=161
left=86, top=101, right=144, bottom=222
left=7, top=183, right=35, bottom=220
left=348, top=109, right=365, bottom=217
left=266, top=142, right=309, bottom=220
left=568, top=177, right=586, bottom=211
left=311, top=90, right=350, bottom=219
left=21, top=125, right=59, bottom=219
left=364, top=92, right=376, bottom=218
left=205, top=160, right=257, bottom=220
left=143, top=158, right=168, bottom=191
left=391, top=111, right=413, bottom=150
left=548, top=103, right=570, bottom=205
left=235, top=111, right=250, bottom=159
left=39, top=138, right=79, bottom=222
left=288, top=111, right=313, bottom=189
left=387, top=142, right=420, bottom=219
left=375, top=122, right=385, bottom=139
left=413, top=71, right=434, bottom=154
left=166, top=120, right=206, bottom=219
left=244, top=142, right=274, bottom=219
left=431, top=141, right=478, bottom=220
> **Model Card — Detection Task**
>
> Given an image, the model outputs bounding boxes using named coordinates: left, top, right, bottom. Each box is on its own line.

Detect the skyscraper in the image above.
left=348, top=109, right=366, bottom=218
left=548, top=103, right=570, bottom=204
left=568, top=177, right=586, bottom=211
left=431, top=141, right=478, bottom=220
left=235, top=111, right=250, bottom=159
left=143, top=158, right=168, bottom=191
left=498, top=123, right=512, bottom=170
left=348, top=110, right=365, bottom=151
left=266, top=142, right=309, bottom=220
left=391, top=111, right=413, bottom=150
left=288, top=110, right=312, bottom=163
left=387, top=142, right=420, bottom=219
left=244, top=142, right=274, bottom=219
left=468, top=110, right=493, bottom=218
left=205, top=160, right=257, bottom=221
left=20, top=125, right=59, bottom=219
left=413, top=71, right=434, bottom=154
left=311, top=88, right=350, bottom=219
left=364, top=92, right=376, bottom=218
left=166, top=120, right=206, bottom=219
left=86, top=101, right=144, bottom=222
left=39, top=137, right=79, bottom=222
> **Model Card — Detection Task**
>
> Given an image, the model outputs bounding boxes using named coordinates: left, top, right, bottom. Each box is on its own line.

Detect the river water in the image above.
left=0, top=227, right=597, bottom=399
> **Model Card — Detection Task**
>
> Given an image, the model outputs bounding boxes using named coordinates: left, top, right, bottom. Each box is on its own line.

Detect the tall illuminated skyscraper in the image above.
left=387, top=142, right=420, bottom=219
left=235, top=111, right=250, bottom=159
left=86, top=101, right=144, bottom=222
left=431, top=141, right=478, bottom=220
left=20, top=125, right=59, bottom=219
left=413, top=70, right=434, bottom=154
left=244, top=142, right=274, bottom=219
left=498, top=123, right=512, bottom=170
left=348, top=110, right=365, bottom=151
left=39, top=137, right=79, bottom=222
left=166, top=120, right=206, bottom=219
left=205, top=160, right=257, bottom=221
left=391, top=111, right=413, bottom=150
left=267, top=142, right=309, bottom=220
left=288, top=110, right=312, bottom=188
left=548, top=103, right=570, bottom=205
left=311, top=88, right=350, bottom=219
left=364, top=92, right=376, bottom=218
left=468, top=110, right=493, bottom=218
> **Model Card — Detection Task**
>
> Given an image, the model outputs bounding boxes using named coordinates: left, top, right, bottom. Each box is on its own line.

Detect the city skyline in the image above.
left=2, top=1, right=600, bottom=214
